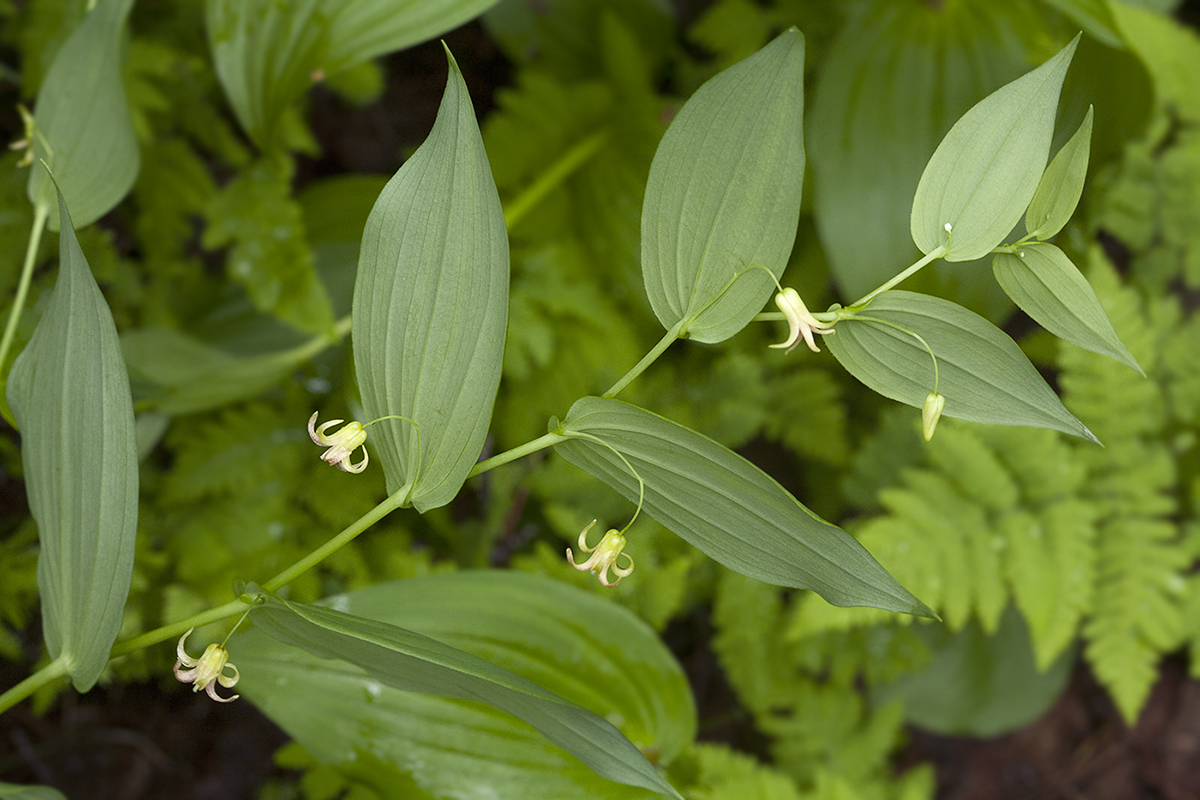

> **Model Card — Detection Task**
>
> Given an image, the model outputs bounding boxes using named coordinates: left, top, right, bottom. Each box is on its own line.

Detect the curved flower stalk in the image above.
left=560, top=431, right=646, bottom=588
left=770, top=287, right=834, bottom=353
left=174, top=627, right=240, bottom=703
left=567, top=521, right=635, bottom=587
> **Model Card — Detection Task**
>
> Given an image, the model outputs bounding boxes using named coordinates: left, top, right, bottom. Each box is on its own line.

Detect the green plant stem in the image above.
left=603, top=322, right=684, bottom=399
left=262, top=485, right=409, bottom=592
left=848, top=246, right=947, bottom=309
left=0, top=127, right=616, bottom=720
left=504, top=130, right=609, bottom=231
left=0, top=202, right=50, bottom=375
left=0, top=656, right=68, bottom=715
left=109, top=599, right=248, bottom=659
left=468, top=431, right=568, bottom=479
left=0, top=480, right=409, bottom=718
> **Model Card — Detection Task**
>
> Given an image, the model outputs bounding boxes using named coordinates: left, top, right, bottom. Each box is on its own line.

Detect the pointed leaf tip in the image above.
left=8, top=190, right=139, bottom=691
left=641, top=29, right=806, bottom=343
left=911, top=34, right=1080, bottom=261
left=352, top=40, right=508, bottom=512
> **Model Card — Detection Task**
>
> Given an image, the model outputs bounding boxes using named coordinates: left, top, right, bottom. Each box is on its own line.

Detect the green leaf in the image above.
left=1037, top=0, right=1122, bottom=47
left=828, top=291, right=1098, bottom=442
left=911, top=35, right=1079, bottom=262
left=1025, top=106, right=1093, bottom=240
left=243, top=580, right=684, bottom=799
left=353, top=47, right=508, bottom=512
left=239, top=572, right=692, bottom=799
left=992, top=242, right=1141, bottom=373
left=641, top=28, right=805, bottom=344
left=122, top=325, right=332, bottom=415
left=26, top=0, right=140, bottom=230
left=1110, top=2, right=1200, bottom=122
left=207, top=0, right=500, bottom=149
left=874, top=607, right=1074, bottom=738
left=808, top=1, right=1041, bottom=303
left=5, top=193, right=138, bottom=691
left=0, top=783, right=68, bottom=800
left=553, top=397, right=933, bottom=617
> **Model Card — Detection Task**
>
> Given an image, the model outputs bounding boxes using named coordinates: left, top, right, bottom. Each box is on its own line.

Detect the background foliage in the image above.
left=1, top=0, right=1199, bottom=797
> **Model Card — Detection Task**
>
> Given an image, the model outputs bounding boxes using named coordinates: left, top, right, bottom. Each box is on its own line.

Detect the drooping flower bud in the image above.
left=922, top=392, right=946, bottom=441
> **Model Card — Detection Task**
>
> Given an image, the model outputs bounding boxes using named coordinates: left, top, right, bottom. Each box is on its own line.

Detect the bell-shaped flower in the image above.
left=308, top=412, right=369, bottom=473
left=770, top=288, right=834, bottom=353
left=567, top=520, right=635, bottom=587
left=922, top=392, right=946, bottom=441
left=174, top=627, right=240, bottom=703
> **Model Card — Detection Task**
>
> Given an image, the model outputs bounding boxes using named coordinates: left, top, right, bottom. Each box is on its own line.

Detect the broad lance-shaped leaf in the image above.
left=993, top=243, right=1141, bottom=374
left=641, top=27, right=805, bottom=344
left=26, top=0, right=139, bottom=230
left=353, top=46, right=508, bottom=512
left=911, top=35, right=1079, bottom=262
left=208, top=0, right=499, bottom=148
left=6, top=193, right=138, bottom=691
left=236, top=572, right=694, bottom=800
left=553, top=397, right=933, bottom=617
left=1025, top=106, right=1093, bottom=241
left=808, top=2, right=1039, bottom=303
left=246, top=589, right=683, bottom=799
left=826, top=290, right=1098, bottom=442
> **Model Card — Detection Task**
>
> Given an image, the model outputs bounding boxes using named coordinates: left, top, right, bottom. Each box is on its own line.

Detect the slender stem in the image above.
left=0, top=202, right=50, bottom=375
left=109, top=599, right=248, bottom=659
left=468, top=431, right=567, bottom=479
left=504, top=130, right=609, bottom=231
left=262, top=486, right=408, bottom=592
left=103, top=481, right=410, bottom=659
left=1, top=126, right=613, bottom=719
left=602, top=322, right=684, bottom=399
left=754, top=310, right=836, bottom=324
left=564, top=431, right=645, bottom=532
left=0, top=656, right=68, bottom=715
left=848, top=246, right=947, bottom=309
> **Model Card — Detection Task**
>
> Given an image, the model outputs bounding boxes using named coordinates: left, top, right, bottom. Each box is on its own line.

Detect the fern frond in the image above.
left=1083, top=517, right=1187, bottom=722
left=712, top=570, right=799, bottom=714
left=1162, top=315, right=1200, bottom=427
left=1002, top=501, right=1096, bottom=669
left=875, top=464, right=991, bottom=631
left=162, top=402, right=305, bottom=503
left=762, top=365, right=850, bottom=466
left=681, top=743, right=804, bottom=800
left=1055, top=253, right=1187, bottom=722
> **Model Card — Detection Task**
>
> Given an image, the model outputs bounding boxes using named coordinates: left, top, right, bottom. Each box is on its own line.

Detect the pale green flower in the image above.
left=174, top=628, right=240, bottom=703
left=770, top=288, right=833, bottom=353
left=308, top=412, right=369, bottom=473
left=567, top=520, right=635, bottom=587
